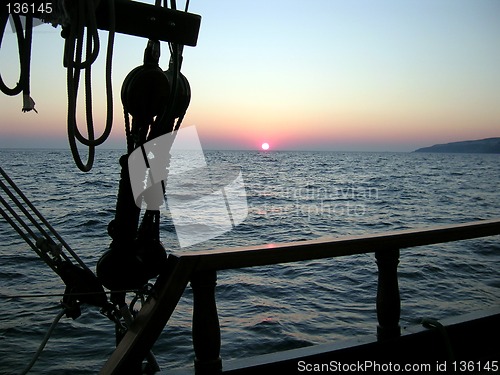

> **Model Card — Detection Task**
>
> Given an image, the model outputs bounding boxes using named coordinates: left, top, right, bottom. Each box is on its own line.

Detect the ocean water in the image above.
left=0, top=149, right=499, bottom=374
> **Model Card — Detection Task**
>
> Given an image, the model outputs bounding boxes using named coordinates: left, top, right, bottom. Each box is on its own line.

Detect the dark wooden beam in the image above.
left=185, top=219, right=500, bottom=272
left=25, top=0, right=201, bottom=46
left=99, top=219, right=500, bottom=374
left=375, top=248, right=401, bottom=340
left=191, top=270, right=222, bottom=374
left=99, top=255, right=197, bottom=374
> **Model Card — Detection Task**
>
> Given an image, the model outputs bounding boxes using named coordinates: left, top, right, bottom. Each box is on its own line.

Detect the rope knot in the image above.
left=22, top=94, right=38, bottom=113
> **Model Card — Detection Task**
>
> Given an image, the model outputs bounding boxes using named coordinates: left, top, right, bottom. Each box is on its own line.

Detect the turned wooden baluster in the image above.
left=191, top=269, right=222, bottom=374
left=375, top=248, right=401, bottom=340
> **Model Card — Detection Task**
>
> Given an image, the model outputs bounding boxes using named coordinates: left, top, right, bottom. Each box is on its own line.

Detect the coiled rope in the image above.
left=0, top=11, right=37, bottom=112
left=64, top=0, right=115, bottom=171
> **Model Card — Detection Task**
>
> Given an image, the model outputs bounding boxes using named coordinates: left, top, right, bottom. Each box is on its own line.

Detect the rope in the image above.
left=20, top=308, right=66, bottom=375
left=0, top=204, right=60, bottom=276
left=0, top=11, right=37, bottom=112
left=124, top=107, right=134, bottom=154
left=421, top=318, right=455, bottom=361
left=4, top=292, right=151, bottom=374
left=21, top=15, right=36, bottom=113
left=0, top=205, right=58, bottom=275
left=0, top=289, right=140, bottom=300
left=146, top=0, right=192, bottom=141
left=119, top=304, right=161, bottom=372
left=146, top=43, right=180, bottom=141
left=65, top=0, right=115, bottom=171
left=0, top=12, right=24, bottom=95
left=0, top=165, right=90, bottom=272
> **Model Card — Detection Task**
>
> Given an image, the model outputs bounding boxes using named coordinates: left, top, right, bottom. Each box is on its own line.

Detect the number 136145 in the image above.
left=6, top=2, right=53, bottom=15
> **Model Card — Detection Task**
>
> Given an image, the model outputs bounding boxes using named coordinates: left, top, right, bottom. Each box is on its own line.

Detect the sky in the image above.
left=0, top=0, right=499, bottom=152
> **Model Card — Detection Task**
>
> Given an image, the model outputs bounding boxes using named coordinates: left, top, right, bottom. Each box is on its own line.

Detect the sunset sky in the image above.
left=0, top=0, right=499, bottom=152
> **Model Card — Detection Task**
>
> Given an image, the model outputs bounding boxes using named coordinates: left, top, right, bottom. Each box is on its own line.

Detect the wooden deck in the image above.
left=99, top=219, right=500, bottom=374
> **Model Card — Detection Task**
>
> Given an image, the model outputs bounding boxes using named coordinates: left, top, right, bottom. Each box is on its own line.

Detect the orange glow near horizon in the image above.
left=1, top=1, right=499, bottom=151
left=2, top=101, right=499, bottom=151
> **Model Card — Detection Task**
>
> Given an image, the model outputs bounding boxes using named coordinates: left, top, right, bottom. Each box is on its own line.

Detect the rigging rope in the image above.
left=421, top=318, right=455, bottom=361
left=0, top=11, right=37, bottom=112
left=1, top=2, right=198, bottom=372
left=64, top=0, right=115, bottom=171
left=0, top=165, right=90, bottom=272
left=20, top=308, right=66, bottom=375
left=98, top=0, right=191, bottom=298
left=0, top=289, right=140, bottom=300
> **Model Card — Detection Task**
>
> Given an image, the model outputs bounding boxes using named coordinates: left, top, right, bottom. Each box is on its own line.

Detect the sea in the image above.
left=0, top=148, right=499, bottom=374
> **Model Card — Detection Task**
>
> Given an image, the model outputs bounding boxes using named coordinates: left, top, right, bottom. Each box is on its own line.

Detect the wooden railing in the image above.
left=99, top=218, right=500, bottom=374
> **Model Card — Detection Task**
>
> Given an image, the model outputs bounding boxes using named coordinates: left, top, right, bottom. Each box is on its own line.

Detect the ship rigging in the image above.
left=1, top=1, right=201, bottom=372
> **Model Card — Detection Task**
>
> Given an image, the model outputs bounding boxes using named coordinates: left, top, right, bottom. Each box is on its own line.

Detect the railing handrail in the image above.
left=184, top=218, right=500, bottom=272
left=100, top=218, right=500, bottom=374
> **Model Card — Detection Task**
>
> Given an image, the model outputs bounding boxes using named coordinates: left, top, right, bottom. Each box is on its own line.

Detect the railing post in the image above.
left=375, top=248, right=401, bottom=340
left=191, top=269, right=222, bottom=374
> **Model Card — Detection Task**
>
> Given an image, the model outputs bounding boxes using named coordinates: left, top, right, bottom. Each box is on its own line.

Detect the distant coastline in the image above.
left=414, top=137, right=500, bottom=154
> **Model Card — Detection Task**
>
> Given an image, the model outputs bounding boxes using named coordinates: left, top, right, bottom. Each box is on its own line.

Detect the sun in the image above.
left=261, top=142, right=270, bottom=150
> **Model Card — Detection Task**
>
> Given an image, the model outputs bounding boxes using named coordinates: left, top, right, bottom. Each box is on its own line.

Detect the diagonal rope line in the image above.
left=0, top=166, right=90, bottom=272
left=0, top=198, right=62, bottom=275
left=20, top=308, right=66, bottom=375
left=0, top=289, right=141, bottom=300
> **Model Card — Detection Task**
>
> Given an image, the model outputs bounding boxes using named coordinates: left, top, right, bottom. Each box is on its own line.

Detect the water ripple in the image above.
left=0, top=150, right=499, bottom=373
